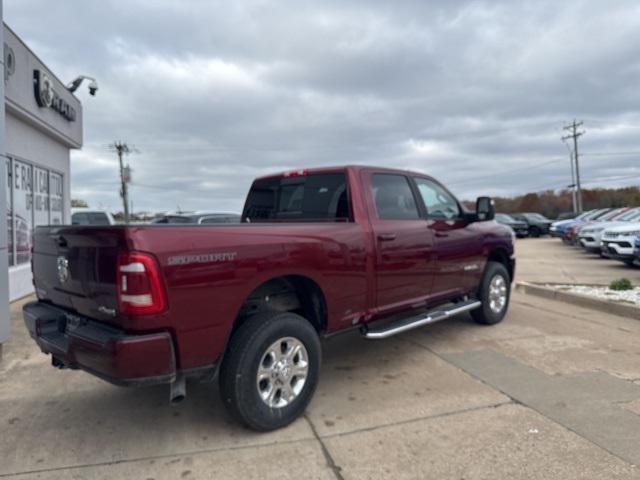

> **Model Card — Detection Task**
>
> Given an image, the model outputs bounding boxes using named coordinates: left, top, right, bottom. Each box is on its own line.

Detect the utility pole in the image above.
left=569, top=150, right=577, bottom=213
left=109, top=142, right=133, bottom=223
left=561, top=137, right=577, bottom=213
left=562, top=120, right=585, bottom=212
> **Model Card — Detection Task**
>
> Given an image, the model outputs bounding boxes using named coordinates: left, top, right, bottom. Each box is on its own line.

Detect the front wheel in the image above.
left=219, top=311, right=321, bottom=431
left=471, top=261, right=511, bottom=325
left=530, top=226, right=541, bottom=238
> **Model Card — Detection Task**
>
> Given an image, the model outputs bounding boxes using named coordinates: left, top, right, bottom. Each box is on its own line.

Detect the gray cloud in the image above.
left=5, top=0, right=640, bottom=212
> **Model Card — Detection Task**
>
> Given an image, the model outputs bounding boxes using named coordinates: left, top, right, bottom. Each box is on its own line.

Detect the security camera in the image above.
left=88, top=80, right=98, bottom=96
left=67, top=75, right=98, bottom=97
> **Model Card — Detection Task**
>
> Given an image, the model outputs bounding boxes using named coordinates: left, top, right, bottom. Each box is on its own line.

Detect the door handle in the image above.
left=377, top=233, right=397, bottom=242
left=434, top=231, right=449, bottom=238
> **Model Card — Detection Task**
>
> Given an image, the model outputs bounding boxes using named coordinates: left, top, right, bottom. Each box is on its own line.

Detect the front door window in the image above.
left=414, top=178, right=460, bottom=220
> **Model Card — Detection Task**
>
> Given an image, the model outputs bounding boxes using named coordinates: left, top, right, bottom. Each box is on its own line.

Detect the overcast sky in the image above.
left=5, top=0, right=640, bottom=213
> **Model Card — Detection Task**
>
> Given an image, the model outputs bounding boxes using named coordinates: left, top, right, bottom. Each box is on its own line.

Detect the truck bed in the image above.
left=32, top=221, right=370, bottom=369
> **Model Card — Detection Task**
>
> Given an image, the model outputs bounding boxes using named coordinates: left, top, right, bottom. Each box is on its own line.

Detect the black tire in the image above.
left=471, top=261, right=511, bottom=325
left=219, top=311, right=321, bottom=431
left=623, top=258, right=636, bottom=267
left=530, top=226, right=540, bottom=238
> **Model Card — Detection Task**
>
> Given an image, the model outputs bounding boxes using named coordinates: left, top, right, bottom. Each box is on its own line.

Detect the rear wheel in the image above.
left=530, top=226, right=541, bottom=238
left=623, top=258, right=637, bottom=267
left=472, top=261, right=511, bottom=325
left=219, top=311, right=321, bottom=431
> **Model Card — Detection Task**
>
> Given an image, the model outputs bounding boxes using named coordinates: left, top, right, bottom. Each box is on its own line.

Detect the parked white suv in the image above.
left=601, top=222, right=640, bottom=266
left=578, top=207, right=640, bottom=253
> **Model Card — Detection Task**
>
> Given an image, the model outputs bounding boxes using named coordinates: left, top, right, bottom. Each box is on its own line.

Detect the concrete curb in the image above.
left=515, top=281, right=640, bottom=321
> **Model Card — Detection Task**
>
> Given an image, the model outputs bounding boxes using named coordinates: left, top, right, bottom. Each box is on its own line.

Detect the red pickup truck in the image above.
left=24, top=165, right=515, bottom=430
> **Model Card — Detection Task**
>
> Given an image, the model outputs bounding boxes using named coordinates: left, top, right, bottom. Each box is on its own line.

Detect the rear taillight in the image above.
left=117, top=252, right=167, bottom=315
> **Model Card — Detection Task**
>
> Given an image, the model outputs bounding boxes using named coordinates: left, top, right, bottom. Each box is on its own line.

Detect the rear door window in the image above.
left=370, top=174, right=420, bottom=220
left=243, top=173, right=349, bottom=222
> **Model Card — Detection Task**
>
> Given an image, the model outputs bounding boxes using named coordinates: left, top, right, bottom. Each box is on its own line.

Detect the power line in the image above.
left=525, top=179, right=571, bottom=193
left=129, top=181, right=240, bottom=195
left=446, top=158, right=565, bottom=187
left=581, top=173, right=640, bottom=185
left=129, top=182, right=166, bottom=191
left=581, top=151, right=640, bottom=157
left=526, top=173, right=640, bottom=193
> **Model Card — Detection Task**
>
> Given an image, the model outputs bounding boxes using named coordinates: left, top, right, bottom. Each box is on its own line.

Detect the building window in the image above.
left=50, top=172, right=63, bottom=225
left=34, top=167, right=50, bottom=226
left=13, top=159, right=33, bottom=265
left=5, top=157, right=64, bottom=266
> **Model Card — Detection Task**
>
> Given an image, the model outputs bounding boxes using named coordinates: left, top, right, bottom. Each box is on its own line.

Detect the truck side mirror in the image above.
left=476, top=196, right=495, bottom=221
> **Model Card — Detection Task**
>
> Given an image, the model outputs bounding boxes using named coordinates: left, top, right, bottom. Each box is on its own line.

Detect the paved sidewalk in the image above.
left=1, top=240, right=639, bottom=479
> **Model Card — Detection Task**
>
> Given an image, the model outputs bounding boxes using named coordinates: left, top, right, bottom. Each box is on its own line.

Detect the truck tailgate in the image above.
left=32, top=226, right=126, bottom=324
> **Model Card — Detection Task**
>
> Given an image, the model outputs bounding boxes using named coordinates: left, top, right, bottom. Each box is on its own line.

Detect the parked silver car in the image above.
left=578, top=207, right=640, bottom=254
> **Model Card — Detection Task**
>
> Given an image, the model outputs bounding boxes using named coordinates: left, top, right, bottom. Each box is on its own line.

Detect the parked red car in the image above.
left=24, top=166, right=515, bottom=430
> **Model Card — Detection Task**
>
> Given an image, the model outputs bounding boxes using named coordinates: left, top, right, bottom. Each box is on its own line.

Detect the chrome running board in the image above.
left=361, top=299, right=482, bottom=340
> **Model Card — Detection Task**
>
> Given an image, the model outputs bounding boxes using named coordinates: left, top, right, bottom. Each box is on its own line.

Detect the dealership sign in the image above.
left=33, top=69, right=76, bottom=122
left=4, top=43, right=15, bottom=83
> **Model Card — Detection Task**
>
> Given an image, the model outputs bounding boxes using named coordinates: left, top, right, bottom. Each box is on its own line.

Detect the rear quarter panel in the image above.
left=127, top=223, right=369, bottom=369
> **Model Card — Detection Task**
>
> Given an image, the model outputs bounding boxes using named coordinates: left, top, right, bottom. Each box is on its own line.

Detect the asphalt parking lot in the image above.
left=516, top=236, right=640, bottom=285
left=1, top=238, right=639, bottom=479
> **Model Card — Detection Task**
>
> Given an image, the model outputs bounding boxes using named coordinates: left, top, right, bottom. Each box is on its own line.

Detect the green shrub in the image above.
left=609, top=278, right=633, bottom=291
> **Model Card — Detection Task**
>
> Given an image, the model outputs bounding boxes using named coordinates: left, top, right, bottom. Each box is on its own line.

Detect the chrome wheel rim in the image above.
left=256, top=337, right=309, bottom=409
left=488, top=274, right=507, bottom=314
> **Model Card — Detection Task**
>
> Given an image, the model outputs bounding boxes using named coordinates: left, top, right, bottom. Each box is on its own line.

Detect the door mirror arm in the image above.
left=461, top=211, right=478, bottom=224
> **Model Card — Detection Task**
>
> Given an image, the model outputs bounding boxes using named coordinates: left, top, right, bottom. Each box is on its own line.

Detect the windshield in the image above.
left=495, top=213, right=515, bottom=222
left=589, top=209, right=612, bottom=220
left=525, top=213, right=549, bottom=221
left=601, top=209, right=627, bottom=220
left=582, top=209, right=601, bottom=220
left=619, top=208, right=640, bottom=221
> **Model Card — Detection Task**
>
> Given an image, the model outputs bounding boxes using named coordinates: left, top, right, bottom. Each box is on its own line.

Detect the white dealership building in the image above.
left=1, top=18, right=82, bottom=355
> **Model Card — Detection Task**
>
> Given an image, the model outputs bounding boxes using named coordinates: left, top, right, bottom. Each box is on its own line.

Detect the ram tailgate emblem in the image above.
left=56, top=256, right=70, bottom=284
